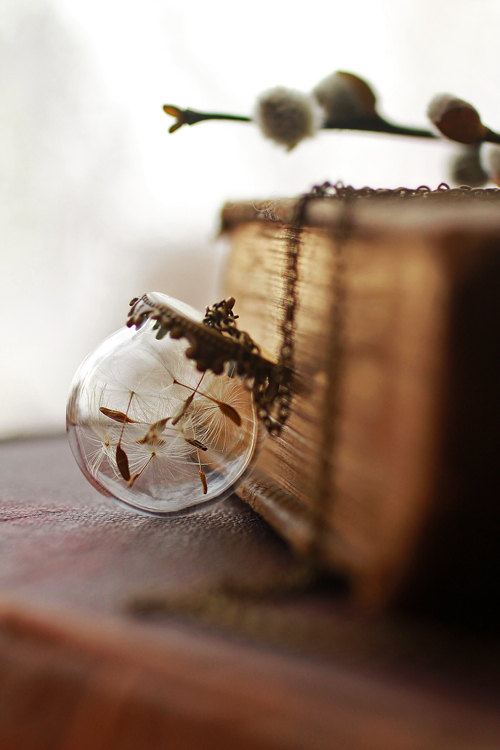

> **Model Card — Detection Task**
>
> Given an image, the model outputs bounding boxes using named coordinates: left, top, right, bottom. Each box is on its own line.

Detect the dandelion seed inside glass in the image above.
left=66, top=295, right=261, bottom=515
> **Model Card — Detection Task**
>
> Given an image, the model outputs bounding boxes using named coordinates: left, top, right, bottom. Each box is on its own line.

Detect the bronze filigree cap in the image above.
left=127, top=293, right=291, bottom=435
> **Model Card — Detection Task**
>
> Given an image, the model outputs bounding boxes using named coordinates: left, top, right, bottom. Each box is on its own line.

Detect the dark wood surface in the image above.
left=0, top=436, right=498, bottom=750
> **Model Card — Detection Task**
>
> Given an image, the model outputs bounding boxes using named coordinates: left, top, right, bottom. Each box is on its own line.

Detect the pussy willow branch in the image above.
left=323, top=115, right=435, bottom=139
left=164, top=106, right=250, bottom=133
left=164, top=105, right=500, bottom=144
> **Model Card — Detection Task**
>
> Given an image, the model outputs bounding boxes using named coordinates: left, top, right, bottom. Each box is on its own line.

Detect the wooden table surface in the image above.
left=0, top=436, right=498, bottom=750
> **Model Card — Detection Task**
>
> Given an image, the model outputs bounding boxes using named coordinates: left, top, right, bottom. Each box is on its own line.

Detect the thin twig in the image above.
left=164, top=104, right=500, bottom=145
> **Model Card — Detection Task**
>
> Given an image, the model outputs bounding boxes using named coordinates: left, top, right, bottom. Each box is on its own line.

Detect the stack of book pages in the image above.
left=221, top=187, right=500, bottom=618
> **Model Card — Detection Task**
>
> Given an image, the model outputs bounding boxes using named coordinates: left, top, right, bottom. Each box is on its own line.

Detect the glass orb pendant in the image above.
left=67, top=293, right=263, bottom=515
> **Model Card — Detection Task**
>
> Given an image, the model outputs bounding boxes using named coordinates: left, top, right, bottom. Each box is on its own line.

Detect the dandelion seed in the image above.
left=185, top=438, right=208, bottom=451
left=85, top=422, right=118, bottom=477
left=128, top=451, right=156, bottom=487
left=99, top=407, right=138, bottom=424
left=172, top=392, right=194, bottom=425
left=216, top=401, right=241, bottom=426
left=116, top=444, right=131, bottom=481
left=189, top=376, right=250, bottom=453
left=137, top=418, right=170, bottom=445
left=199, top=470, right=208, bottom=494
left=192, top=444, right=208, bottom=495
left=122, top=417, right=197, bottom=491
left=117, top=392, right=135, bottom=446
left=171, top=372, right=206, bottom=425
left=172, top=378, right=242, bottom=426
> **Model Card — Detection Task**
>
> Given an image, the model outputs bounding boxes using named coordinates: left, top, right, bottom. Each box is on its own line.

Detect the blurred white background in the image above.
left=1, top=0, right=500, bottom=437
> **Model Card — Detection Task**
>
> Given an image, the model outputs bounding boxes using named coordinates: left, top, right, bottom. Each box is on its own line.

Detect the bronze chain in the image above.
left=131, top=183, right=500, bottom=437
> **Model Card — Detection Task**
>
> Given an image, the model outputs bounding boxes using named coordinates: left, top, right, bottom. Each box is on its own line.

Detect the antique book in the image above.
left=221, top=186, right=500, bottom=617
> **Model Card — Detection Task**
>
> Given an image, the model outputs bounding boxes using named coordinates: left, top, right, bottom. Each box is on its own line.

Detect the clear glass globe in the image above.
left=67, top=295, right=261, bottom=515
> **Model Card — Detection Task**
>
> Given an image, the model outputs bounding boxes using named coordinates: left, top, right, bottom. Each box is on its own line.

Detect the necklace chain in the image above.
left=132, top=183, right=500, bottom=436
